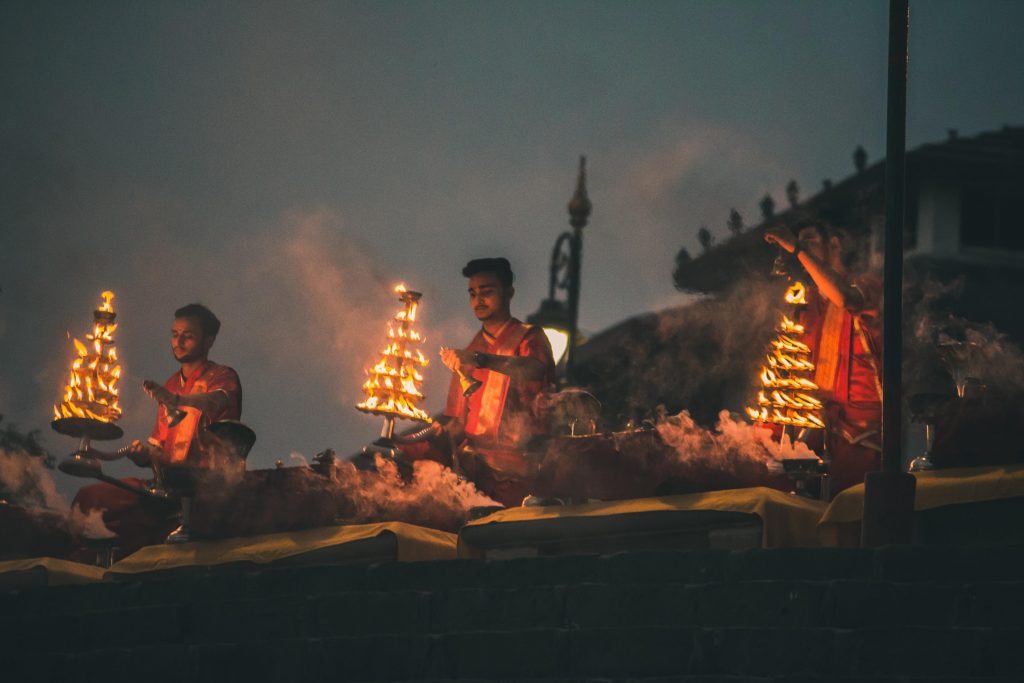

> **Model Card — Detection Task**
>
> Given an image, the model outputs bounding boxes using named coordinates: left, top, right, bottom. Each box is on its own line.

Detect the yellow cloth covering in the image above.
left=106, top=522, right=456, bottom=577
left=459, top=487, right=826, bottom=556
left=0, top=557, right=105, bottom=586
left=819, top=464, right=1024, bottom=546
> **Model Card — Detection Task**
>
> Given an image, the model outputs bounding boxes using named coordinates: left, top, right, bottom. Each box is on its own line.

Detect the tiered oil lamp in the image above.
left=356, top=284, right=432, bottom=444
left=52, top=291, right=126, bottom=473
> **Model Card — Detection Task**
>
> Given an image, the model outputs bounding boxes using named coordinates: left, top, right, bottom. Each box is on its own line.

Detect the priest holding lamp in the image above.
left=434, top=258, right=556, bottom=507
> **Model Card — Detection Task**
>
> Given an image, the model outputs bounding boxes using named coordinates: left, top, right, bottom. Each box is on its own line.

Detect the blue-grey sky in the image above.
left=2, top=1, right=1022, bottom=492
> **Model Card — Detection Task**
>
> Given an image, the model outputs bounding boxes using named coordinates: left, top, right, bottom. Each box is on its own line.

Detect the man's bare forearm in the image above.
left=176, top=390, right=229, bottom=414
left=796, top=251, right=863, bottom=312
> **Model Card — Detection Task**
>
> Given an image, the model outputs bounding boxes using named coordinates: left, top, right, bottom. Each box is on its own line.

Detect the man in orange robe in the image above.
left=72, top=303, right=242, bottom=552
left=766, top=223, right=883, bottom=496
left=437, top=258, right=556, bottom=506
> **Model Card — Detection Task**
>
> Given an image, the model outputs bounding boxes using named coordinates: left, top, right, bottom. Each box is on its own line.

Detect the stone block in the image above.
left=362, top=558, right=487, bottom=591
left=569, top=626, right=695, bottom=677
left=317, top=633, right=441, bottom=681
left=989, top=627, right=1024, bottom=676
left=957, top=581, right=1024, bottom=628
left=58, top=605, right=184, bottom=652
left=483, top=554, right=605, bottom=588
left=432, top=585, right=566, bottom=632
left=691, top=627, right=834, bottom=676
left=4, top=651, right=68, bottom=683
left=688, top=581, right=825, bottom=628
left=874, top=545, right=1024, bottom=582
left=188, top=596, right=314, bottom=643
left=726, top=548, right=874, bottom=582
left=247, top=562, right=371, bottom=596
left=441, top=628, right=569, bottom=678
left=566, top=582, right=694, bottom=629
left=599, top=550, right=728, bottom=585
left=846, top=626, right=986, bottom=677
left=316, top=590, right=431, bottom=636
left=825, top=580, right=959, bottom=628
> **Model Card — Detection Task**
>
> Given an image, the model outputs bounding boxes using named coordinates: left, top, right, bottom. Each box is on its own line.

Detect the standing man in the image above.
left=438, top=258, right=556, bottom=506
left=72, top=303, right=242, bottom=551
left=765, top=223, right=883, bottom=495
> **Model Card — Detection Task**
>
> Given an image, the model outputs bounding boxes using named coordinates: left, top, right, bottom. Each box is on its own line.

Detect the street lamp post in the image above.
left=528, top=156, right=591, bottom=382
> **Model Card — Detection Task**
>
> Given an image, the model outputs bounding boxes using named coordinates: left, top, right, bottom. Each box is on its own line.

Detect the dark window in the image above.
left=960, top=188, right=1023, bottom=251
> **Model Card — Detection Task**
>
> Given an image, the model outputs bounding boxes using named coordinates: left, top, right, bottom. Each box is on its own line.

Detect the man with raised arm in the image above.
left=765, top=222, right=883, bottom=495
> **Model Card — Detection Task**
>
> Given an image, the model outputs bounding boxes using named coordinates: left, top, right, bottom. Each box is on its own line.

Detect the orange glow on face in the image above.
left=54, top=291, right=123, bottom=423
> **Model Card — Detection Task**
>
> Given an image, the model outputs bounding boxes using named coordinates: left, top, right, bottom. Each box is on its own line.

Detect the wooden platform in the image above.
left=106, top=521, right=457, bottom=579
left=459, top=487, right=826, bottom=559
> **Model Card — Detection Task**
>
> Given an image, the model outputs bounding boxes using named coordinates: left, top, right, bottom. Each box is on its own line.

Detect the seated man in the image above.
left=435, top=258, right=556, bottom=506
left=72, top=303, right=242, bottom=552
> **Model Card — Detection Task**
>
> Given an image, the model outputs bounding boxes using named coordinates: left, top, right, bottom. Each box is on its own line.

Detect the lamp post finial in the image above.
left=568, top=155, right=591, bottom=230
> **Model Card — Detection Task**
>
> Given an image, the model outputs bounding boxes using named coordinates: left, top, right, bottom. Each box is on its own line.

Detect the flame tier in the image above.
left=746, top=280, right=824, bottom=430
left=53, top=291, right=123, bottom=423
left=356, top=284, right=431, bottom=424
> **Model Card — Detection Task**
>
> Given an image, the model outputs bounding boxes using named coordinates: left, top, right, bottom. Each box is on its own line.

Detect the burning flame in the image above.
left=784, top=281, right=807, bottom=305
left=747, top=280, right=823, bottom=430
left=357, top=285, right=431, bottom=423
left=53, top=291, right=123, bottom=423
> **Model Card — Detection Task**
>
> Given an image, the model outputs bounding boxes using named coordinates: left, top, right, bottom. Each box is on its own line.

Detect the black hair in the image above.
left=796, top=221, right=858, bottom=269
left=462, top=257, right=514, bottom=288
left=174, top=303, right=221, bottom=338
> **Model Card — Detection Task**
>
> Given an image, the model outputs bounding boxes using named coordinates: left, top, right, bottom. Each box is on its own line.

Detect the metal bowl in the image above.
left=206, top=420, right=256, bottom=460
left=51, top=417, right=123, bottom=441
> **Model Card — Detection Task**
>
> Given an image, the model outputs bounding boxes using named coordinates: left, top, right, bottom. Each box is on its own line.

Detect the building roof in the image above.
left=673, top=126, right=1023, bottom=294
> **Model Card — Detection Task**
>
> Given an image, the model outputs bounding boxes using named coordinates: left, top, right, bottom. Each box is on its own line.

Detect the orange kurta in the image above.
left=799, top=274, right=883, bottom=495
left=443, top=319, right=555, bottom=505
left=148, top=360, right=242, bottom=467
left=72, top=360, right=242, bottom=554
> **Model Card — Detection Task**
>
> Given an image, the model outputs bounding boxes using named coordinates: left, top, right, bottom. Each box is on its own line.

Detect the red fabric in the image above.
left=72, top=360, right=242, bottom=553
left=800, top=274, right=883, bottom=496
left=799, top=273, right=882, bottom=408
left=149, top=360, right=241, bottom=466
left=444, top=319, right=555, bottom=449
left=71, top=479, right=178, bottom=555
left=437, top=319, right=555, bottom=505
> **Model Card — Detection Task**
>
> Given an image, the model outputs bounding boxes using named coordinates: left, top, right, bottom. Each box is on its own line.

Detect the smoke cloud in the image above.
left=329, top=455, right=499, bottom=532
left=0, top=446, right=67, bottom=511
left=656, top=408, right=817, bottom=468
left=0, top=444, right=117, bottom=544
left=68, top=503, right=116, bottom=539
left=576, top=274, right=787, bottom=429
left=907, top=275, right=1024, bottom=399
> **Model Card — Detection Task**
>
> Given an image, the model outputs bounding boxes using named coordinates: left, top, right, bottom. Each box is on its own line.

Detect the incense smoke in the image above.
left=0, top=446, right=67, bottom=511
left=329, top=454, right=499, bottom=532
left=578, top=274, right=787, bottom=429
left=68, top=503, right=116, bottom=539
left=0, top=444, right=117, bottom=541
left=907, top=275, right=1024, bottom=399
left=656, top=409, right=817, bottom=468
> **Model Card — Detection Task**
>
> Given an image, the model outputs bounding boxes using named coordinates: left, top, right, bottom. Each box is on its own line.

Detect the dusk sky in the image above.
left=2, top=1, right=1022, bottom=493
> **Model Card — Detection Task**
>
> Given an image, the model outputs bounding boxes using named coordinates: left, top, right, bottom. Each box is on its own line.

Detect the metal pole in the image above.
left=882, top=0, right=908, bottom=474
left=861, top=0, right=916, bottom=547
